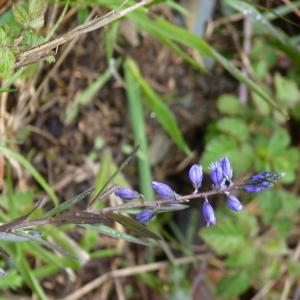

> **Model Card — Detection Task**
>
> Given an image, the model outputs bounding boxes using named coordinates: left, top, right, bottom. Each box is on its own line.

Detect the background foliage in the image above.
left=0, top=0, right=300, bottom=299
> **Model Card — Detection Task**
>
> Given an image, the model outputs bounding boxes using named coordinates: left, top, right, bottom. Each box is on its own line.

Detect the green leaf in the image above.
left=275, top=73, right=299, bottom=106
left=106, top=212, right=161, bottom=241
left=257, top=189, right=299, bottom=225
left=64, top=65, right=116, bottom=125
left=0, top=270, right=22, bottom=290
left=273, top=147, right=299, bottom=183
left=28, top=16, right=44, bottom=30
left=0, top=27, right=8, bottom=46
left=267, top=127, right=290, bottom=157
left=200, top=220, right=247, bottom=255
left=0, top=145, right=59, bottom=206
left=201, top=135, right=254, bottom=174
left=217, top=272, right=252, bottom=298
left=22, top=30, right=44, bottom=47
left=82, top=224, right=154, bottom=246
left=216, top=117, right=249, bottom=141
left=14, top=231, right=72, bottom=258
left=28, top=0, right=46, bottom=29
left=104, top=21, right=119, bottom=62
left=225, top=246, right=257, bottom=268
left=127, top=59, right=190, bottom=155
left=265, top=237, right=288, bottom=256
left=217, top=94, right=243, bottom=115
left=44, top=187, right=94, bottom=218
left=125, top=58, right=154, bottom=199
left=12, top=3, right=29, bottom=26
left=28, top=0, right=46, bottom=18
left=251, top=85, right=271, bottom=116
left=0, top=48, right=15, bottom=78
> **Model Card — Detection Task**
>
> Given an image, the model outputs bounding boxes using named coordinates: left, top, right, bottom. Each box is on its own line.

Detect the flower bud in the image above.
left=189, top=164, right=203, bottom=192
left=219, top=157, right=233, bottom=180
left=202, top=199, right=216, bottom=227
left=249, top=171, right=269, bottom=183
left=136, top=209, right=155, bottom=223
left=226, top=194, right=243, bottom=212
left=244, top=181, right=272, bottom=193
left=151, top=181, right=175, bottom=199
left=115, top=188, right=140, bottom=201
left=209, top=162, right=224, bottom=189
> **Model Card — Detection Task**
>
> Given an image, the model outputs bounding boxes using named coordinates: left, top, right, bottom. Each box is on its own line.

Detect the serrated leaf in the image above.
left=23, top=31, right=44, bottom=48
left=29, top=0, right=46, bottom=18
left=275, top=73, right=299, bottom=106
left=225, top=246, right=257, bottom=268
left=257, top=189, right=299, bottom=225
left=0, top=48, right=15, bottom=78
left=217, top=94, right=243, bottom=115
left=0, top=27, right=7, bottom=46
left=217, top=272, right=252, bottom=298
left=82, top=224, right=154, bottom=246
left=0, top=270, right=22, bottom=290
left=267, top=127, right=290, bottom=157
left=200, top=135, right=254, bottom=174
left=12, top=4, right=29, bottom=26
left=273, top=147, right=299, bottom=183
left=216, top=117, right=249, bottom=141
left=28, top=15, right=44, bottom=30
left=251, top=85, right=272, bottom=116
left=200, top=220, right=247, bottom=255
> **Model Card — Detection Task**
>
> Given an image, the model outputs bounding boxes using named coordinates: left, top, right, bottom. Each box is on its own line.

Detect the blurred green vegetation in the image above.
left=0, top=0, right=300, bottom=299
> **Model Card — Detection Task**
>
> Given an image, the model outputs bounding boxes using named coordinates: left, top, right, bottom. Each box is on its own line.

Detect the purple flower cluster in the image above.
left=114, top=157, right=282, bottom=226
left=243, top=171, right=283, bottom=193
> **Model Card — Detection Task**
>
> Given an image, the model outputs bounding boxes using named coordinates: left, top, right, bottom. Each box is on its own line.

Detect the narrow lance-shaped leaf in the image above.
left=0, top=198, right=45, bottom=232
left=89, top=146, right=139, bottom=206
left=127, top=59, right=191, bottom=155
left=106, top=212, right=161, bottom=240
left=44, top=187, right=94, bottom=218
left=13, top=231, right=74, bottom=258
left=82, top=224, right=155, bottom=246
left=125, top=58, right=154, bottom=199
left=0, top=145, right=59, bottom=205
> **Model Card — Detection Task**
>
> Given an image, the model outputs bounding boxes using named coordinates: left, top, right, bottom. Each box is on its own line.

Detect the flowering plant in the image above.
left=114, top=156, right=283, bottom=227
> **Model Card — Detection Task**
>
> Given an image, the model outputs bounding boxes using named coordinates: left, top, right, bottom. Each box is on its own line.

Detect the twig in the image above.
left=15, top=0, right=153, bottom=68
left=280, top=240, right=300, bottom=300
left=64, top=255, right=205, bottom=300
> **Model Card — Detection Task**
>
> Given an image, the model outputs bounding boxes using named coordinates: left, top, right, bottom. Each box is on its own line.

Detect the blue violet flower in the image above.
left=136, top=209, right=155, bottom=223
left=189, top=164, right=203, bottom=193
left=115, top=188, right=141, bottom=201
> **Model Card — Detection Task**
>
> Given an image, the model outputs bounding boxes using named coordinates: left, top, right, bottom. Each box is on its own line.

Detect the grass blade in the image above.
left=125, top=58, right=154, bottom=199
left=44, top=187, right=94, bottom=218
left=0, top=145, right=59, bottom=206
left=126, top=58, right=191, bottom=154
left=82, top=224, right=154, bottom=246
left=106, top=212, right=161, bottom=240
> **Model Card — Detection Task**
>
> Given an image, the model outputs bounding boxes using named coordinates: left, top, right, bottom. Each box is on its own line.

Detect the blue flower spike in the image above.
left=243, top=171, right=283, bottom=193
left=226, top=193, right=243, bottom=212
left=151, top=181, right=177, bottom=199
left=136, top=209, right=155, bottom=223
left=244, top=182, right=272, bottom=193
left=219, top=157, right=233, bottom=181
left=209, top=162, right=224, bottom=190
left=202, top=198, right=216, bottom=227
left=115, top=188, right=141, bottom=201
left=189, top=164, right=203, bottom=193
